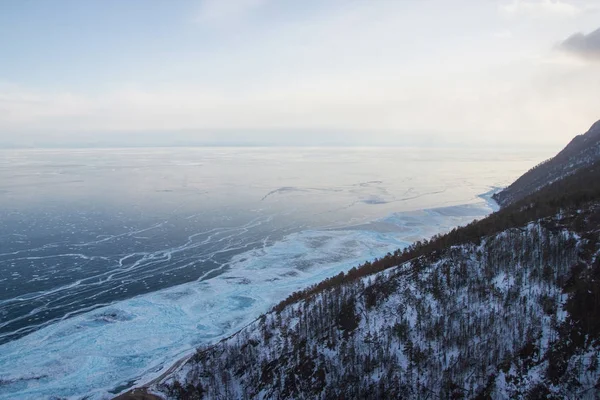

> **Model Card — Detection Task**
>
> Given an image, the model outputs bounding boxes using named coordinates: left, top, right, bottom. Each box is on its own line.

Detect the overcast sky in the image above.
left=0, top=0, right=599, bottom=148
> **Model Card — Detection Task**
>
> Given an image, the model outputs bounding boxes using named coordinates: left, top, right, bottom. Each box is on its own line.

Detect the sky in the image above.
left=0, top=0, right=599, bottom=148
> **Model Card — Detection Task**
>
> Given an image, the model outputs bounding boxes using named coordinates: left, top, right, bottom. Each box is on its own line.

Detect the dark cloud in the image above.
left=558, top=27, right=600, bottom=61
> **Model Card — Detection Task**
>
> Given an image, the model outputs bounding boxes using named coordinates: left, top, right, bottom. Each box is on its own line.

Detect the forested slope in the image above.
left=150, top=161, right=600, bottom=399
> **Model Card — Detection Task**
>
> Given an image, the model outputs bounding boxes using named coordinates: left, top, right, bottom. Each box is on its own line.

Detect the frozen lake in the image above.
left=0, top=147, right=550, bottom=399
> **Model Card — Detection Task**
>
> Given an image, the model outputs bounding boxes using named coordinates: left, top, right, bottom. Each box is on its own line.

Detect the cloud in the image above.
left=500, top=0, right=582, bottom=17
left=558, top=28, right=600, bottom=61
left=2, top=60, right=599, bottom=148
left=493, top=30, right=514, bottom=39
left=0, top=83, right=91, bottom=123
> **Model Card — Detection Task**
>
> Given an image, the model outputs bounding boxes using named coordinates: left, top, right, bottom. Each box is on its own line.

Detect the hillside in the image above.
left=493, top=120, right=600, bottom=207
left=145, top=162, right=600, bottom=398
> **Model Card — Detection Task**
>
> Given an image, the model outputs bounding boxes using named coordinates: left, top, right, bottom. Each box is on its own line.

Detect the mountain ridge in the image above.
left=493, top=120, right=600, bottom=207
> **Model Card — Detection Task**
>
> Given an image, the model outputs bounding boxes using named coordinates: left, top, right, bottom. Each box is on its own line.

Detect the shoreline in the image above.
left=0, top=188, right=501, bottom=400
left=112, top=188, right=503, bottom=399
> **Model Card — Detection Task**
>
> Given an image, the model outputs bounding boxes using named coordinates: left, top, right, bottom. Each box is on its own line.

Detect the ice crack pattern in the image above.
left=0, top=147, right=549, bottom=399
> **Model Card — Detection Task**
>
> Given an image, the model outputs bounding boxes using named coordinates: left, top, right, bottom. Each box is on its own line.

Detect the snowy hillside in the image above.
left=493, top=120, right=600, bottom=207
left=149, top=162, right=600, bottom=399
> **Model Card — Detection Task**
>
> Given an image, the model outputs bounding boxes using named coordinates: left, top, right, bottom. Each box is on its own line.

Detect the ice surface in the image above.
left=0, top=196, right=496, bottom=400
left=0, top=147, right=547, bottom=399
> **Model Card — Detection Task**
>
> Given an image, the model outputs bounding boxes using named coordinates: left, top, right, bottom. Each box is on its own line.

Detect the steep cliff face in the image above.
left=493, top=120, right=600, bottom=207
left=150, top=160, right=600, bottom=400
